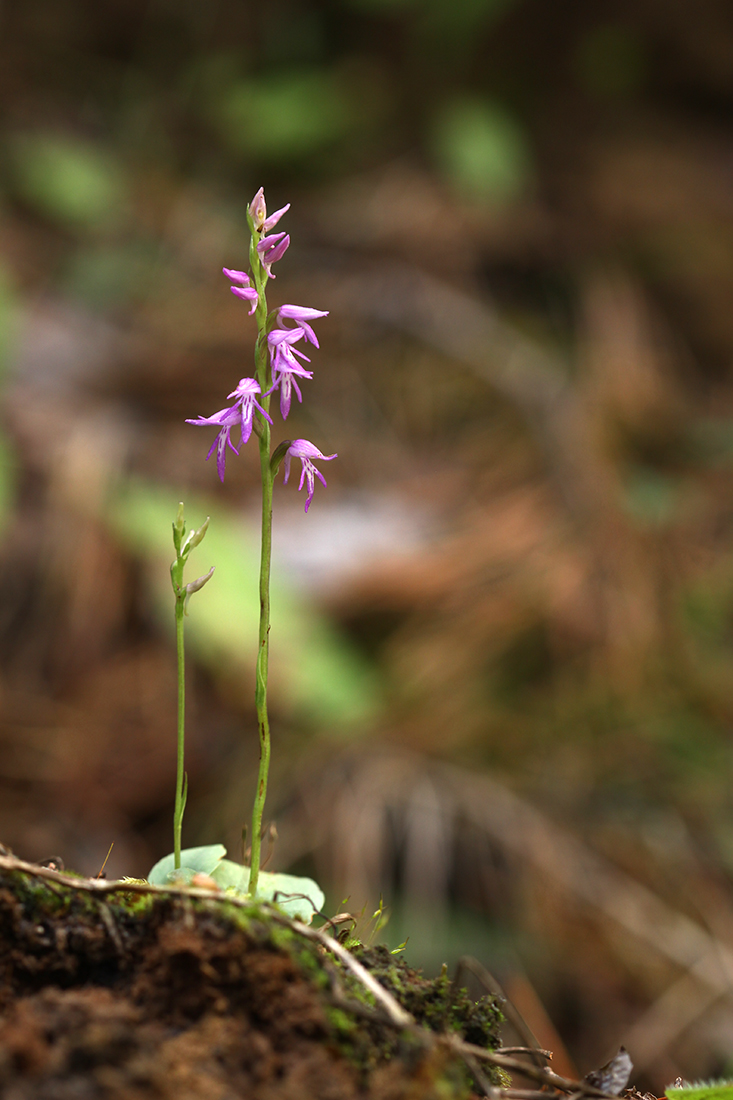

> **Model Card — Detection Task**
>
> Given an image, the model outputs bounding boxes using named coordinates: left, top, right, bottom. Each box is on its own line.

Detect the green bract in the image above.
left=147, top=844, right=325, bottom=924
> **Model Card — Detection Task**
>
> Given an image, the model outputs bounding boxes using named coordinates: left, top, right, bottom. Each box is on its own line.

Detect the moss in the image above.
left=325, top=1004, right=358, bottom=1037
left=345, top=945, right=505, bottom=1088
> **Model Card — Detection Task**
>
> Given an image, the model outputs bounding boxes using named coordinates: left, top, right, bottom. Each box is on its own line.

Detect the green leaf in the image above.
left=209, top=860, right=325, bottom=922
left=208, top=858, right=249, bottom=891
left=254, top=871, right=326, bottom=922
left=148, top=846, right=325, bottom=922
left=147, top=843, right=226, bottom=885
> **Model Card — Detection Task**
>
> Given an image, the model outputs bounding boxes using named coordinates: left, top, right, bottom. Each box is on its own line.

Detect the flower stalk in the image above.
left=247, top=201, right=274, bottom=899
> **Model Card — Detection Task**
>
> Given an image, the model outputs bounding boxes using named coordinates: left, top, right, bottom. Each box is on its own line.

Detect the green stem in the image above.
left=173, top=585, right=186, bottom=870
left=248, top=226, right=273, bottom=899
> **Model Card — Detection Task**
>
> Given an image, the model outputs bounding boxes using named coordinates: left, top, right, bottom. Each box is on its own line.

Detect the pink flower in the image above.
left=186, top=378, right=272, bottom=482
left=282, top=439, right=337, bottom=512
left=267, top=328, right=314, bottom=419
left=223, top=268, right=258, bottom=314
left=257, top=232, right=290, bottom=278
left=276, top=304, right=328, bottom=347
left=265, top=309, right=327, bottom=418
left=249, top=187, right=290, bottom=232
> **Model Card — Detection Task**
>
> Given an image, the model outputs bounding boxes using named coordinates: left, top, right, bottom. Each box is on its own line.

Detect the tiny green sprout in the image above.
left=170, top=504, right=214, bottom=870
left=390, top=941, right=408, bottom=955
left=667, top=1082, right=733, bottom=1100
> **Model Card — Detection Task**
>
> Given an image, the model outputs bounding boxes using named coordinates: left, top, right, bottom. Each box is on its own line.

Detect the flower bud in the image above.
left=249, top=187, right=267, bottom=231
left=182, top=515, right=210, bottom=556
left=270, top=439, right=293, bottom=476
left=172, top=502, right=186, bottom=553
left=184, top=565, right=215, bottom=613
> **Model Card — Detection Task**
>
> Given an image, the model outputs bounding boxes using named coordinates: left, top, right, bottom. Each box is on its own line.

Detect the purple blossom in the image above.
left=265, top=307, right=328, bottom=418
left=257, top=232, right=290, bottom=278
left=223, top=268, right=258, bottom=314
left=282, top=439, right=337, bottom=513
left=267, top=328, right=314, bottom=419
left=276, top=304, right=329, bottom=347
left=186, top=378, right=272, bottom=482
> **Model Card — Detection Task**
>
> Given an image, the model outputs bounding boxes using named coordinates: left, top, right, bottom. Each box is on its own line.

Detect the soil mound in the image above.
left=0, top=863, right=503, bottom=1099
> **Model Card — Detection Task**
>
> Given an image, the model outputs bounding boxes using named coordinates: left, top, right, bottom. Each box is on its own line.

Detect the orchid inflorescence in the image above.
left=186, top=187, right=336, bottom=513
left=176, top=188, right=337, bottom=902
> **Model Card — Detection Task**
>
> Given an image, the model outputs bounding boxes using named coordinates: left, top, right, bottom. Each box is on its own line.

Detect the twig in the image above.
left=318, top=911, right=357, bottom=937
left=441, top=1038, right=615, bottom=1099
left=454, top=956, right=547, bottom=1070
left=462, top=1050, right=501, bottom=1098
left=498, top=1091, right=564, bottom=1099
left=499, top=1048, right=553, bottom=1059
left=284, top=920, right=414, bottom=1028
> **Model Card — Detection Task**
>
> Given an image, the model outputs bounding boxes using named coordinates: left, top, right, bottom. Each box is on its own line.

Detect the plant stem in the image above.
left=173, top=583, right=186, bottom=869
left=248, top=226, right=272, bottom=898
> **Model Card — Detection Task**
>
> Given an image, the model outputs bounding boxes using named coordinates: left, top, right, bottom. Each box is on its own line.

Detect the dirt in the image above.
left=0, top=863, right=503, bottom=1099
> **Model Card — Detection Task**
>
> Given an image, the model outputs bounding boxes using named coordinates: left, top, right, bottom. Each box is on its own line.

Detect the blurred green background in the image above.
left=4, top=0, right=733, bottom=1087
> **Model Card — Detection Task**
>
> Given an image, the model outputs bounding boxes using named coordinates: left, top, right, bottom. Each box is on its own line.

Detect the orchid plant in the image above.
left=147, top=189, right=332, bottom=922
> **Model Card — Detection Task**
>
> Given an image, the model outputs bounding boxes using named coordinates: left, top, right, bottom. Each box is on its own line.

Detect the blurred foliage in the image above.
left=574, top=22, right=648, bottom=99
left=429, top=96, right=531, bottom=202
left=9, top=134, right=128, bottom=229
left=213, top=68, right=362, bottom=163
left=109, top=481, right=382, bottom=730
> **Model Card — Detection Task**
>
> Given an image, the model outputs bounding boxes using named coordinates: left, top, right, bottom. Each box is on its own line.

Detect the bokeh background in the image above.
left=4, top=0, right=733, bottom=1088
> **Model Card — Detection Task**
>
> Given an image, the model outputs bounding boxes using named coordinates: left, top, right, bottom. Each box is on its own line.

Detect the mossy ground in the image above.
left=0, top=865, right=504, bottom=1099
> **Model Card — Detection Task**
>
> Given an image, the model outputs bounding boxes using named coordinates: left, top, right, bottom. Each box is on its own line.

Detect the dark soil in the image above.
left=0, top=863, right=503, bottom=1099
